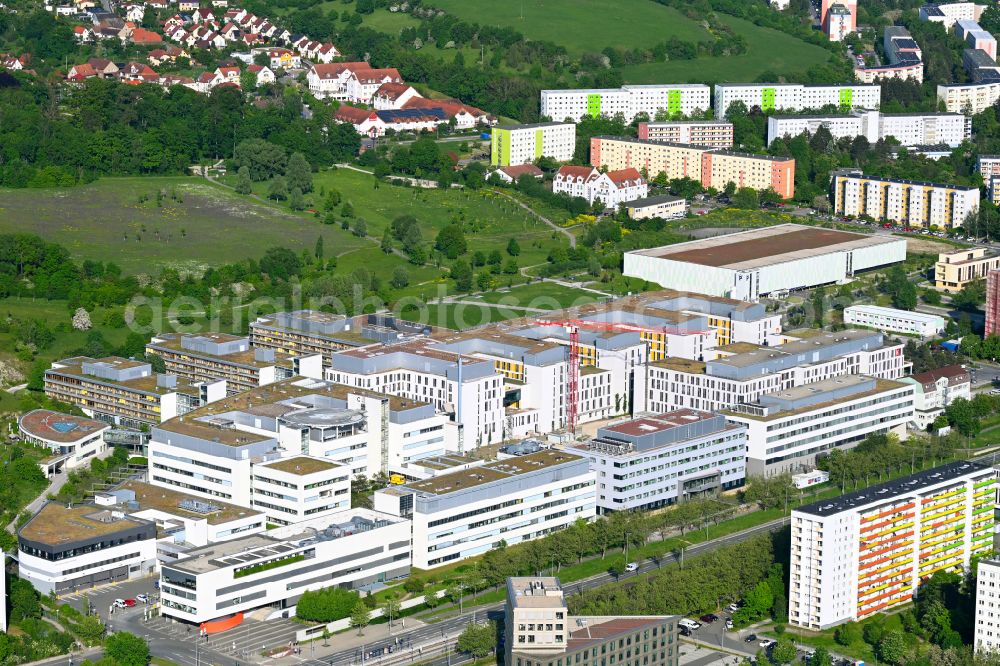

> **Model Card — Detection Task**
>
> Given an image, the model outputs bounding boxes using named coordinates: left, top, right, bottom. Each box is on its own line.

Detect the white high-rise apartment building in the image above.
left=766, top=110, right=969, bottom=148
left=540, top=85, right=711, bottom=123
left=975, top=560, right=1000, bottom=654
left=832, top=171, right=981, bottom=228
left=714, top=83, right=880, bottom=116
left=790, top=461, right=995, bottom=630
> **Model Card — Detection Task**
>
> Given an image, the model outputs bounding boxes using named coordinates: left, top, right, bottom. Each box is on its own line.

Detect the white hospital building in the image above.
left=375, top=448, right=596, bottom=569
left=574, top=410, right=747, bottom=513
left=766, top=110, right=969, bottom=148
left=843, top=305, right=945, bottom=338
left=724, top=375, right=915, bottom=476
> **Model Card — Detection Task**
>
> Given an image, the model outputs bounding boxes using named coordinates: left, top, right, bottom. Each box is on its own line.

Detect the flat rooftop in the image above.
left=156, top=416, right=273, bottom=446
left=846, top=304, right=944, bottom=323
left=20, top=502, right=151, bottom=545
left=47, top=356, right=202, bottom=395
left=115, top=480, right=261, bottom=525
left=724, top=378, right=907, bottom=421
left=259, top=456, right=343, bottom=476
left=566, top=617, right=671, bottom=651
left=408, top=453, right=479, bottom=471
left=629, top=224, right=901, bottom=270
left=148, top=333, right=299, bottom=368
left=795, top=460, right=992, bottom=517
left=508, top=577, right=565, bottom=609
left=403, top=449, right=585, bottom=496
left=600, top=409, right=718, bottom=437
left=19, top=409, right=109, bottom=443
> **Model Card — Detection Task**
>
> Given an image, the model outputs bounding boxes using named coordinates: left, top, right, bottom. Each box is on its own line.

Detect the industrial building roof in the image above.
left=628, top=224, right=904, bottom=270
left=47, top=356, right=203, bottom=396
left=795, top=461, right=992, bottom=517
left=114, top=480, right=261, bottom=525
left=723, top=377, right=908, bottom=421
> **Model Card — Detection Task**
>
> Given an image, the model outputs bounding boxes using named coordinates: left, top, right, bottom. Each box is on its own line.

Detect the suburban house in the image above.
left=492, top=164, right=545, bottom=184
left=247, top=63, right=275, bottom=86
left=344, top=67, right=404, bottom=104
left=373, top=82, right=422, bottom=110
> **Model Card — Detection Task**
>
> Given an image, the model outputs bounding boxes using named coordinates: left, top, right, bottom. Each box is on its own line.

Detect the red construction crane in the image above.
left=531, top=318, right=708, bottom=435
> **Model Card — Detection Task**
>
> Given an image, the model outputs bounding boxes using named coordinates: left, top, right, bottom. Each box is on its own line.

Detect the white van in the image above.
left=678, top=619, right=701, bottom=630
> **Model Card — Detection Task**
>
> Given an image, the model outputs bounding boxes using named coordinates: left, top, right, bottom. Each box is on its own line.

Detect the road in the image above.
left=312, top=517, right=791, bottom=666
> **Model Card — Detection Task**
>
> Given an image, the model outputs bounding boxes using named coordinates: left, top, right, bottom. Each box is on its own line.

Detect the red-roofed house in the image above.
left=73, top=25, right=94, bottom=43
left=87, top=58, right=119, bottom=78
left=402, top=96, right=495, bottom=128
left=215, top=65, right=240, bottom=82
left=373, top=82, right=421, bottom=110
left=314, top=43, right=340, bottom=63
left=120, top=61, right=158, bottom=83
left=553, top=166, right=600, bottom=199
left=247, top=63, right=275, bottom=86
left=345, top=67, right=403, bottom=104
left=131, top=28, right=163, bottom=44
left=335, top=105, right=386, bottom=137
left=66, top=62, right=97, bottom=81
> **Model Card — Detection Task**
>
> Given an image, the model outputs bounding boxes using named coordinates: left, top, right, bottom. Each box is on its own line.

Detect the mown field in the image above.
left=0, top=177, right=368, bottom=275
left=424, top=0, right=710, bottom=56
left=619, top=14, right=833, bottom=83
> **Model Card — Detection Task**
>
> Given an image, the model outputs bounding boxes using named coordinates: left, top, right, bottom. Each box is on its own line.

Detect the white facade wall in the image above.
left=766, top=112, right=968, bottom=148
left=159, top=510, right=410, bottom=624
left=714, top=84, right=879, bottom=116
left=149, top=438, right=255, bottom=506
left=540, top=85, right=710, bottom=123
left=975, top=560, right=1000, bottom=654
left=251, top=461, right=351, bottom=526
left=843, top=305, right=946, bottom=337
left=938, top=80, right=1000, bottom=113
left=585, top=424, right=747, bottom=512
left=727, top=382, right=915, bottom=477
left=405, top=467, right=596, bottom=569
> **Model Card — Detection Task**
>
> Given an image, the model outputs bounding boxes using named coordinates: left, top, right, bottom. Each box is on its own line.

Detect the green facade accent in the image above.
left=839, top=87, right=853, bottom=109
left=534, top=129, right=543, bottom=159
left=761, top=87, right=776, bottom=112
left=491, top=129, right=509, bottom=166
left=667, top=89, right=682, bottom=116
left=586, top=93, right=602, bottom=118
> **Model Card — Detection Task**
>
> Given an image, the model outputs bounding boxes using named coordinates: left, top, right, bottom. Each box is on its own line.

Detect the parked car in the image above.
left=136, top=594, right=149, bottom=604
left=123, top=599, right=137, bottom=607
left=679, top=619, right=701, bottom=631
left=679, top=626, right=692, bottom=637
left=699, top=614, right=718, bottom=624
left=624, top=562, right=639, bottom=573
left=745, top=634, right=758, bottom=643
left=727, top=603, right=740, bottom=612
left=113, top=599, right=126, bottom=609
left=760, top=639, right=777, bottom=649
left=725, top=619, right=734, bottom=630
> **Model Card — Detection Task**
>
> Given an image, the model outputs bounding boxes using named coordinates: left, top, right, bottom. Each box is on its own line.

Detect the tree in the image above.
left=350, top=600, right=371, bottom=635
left=383, top=596, right=401, bottom=628
left=878, top=631, right=908, bottom=665
left=391, top=267, right=410, bottom=289
left=771, top=638, right=797, bottom=665
left=289, top=187, right=305, bottom=211
left=234, top=138, right=288, bottom=181
left=260, top=247, right=302, bottom=280
left=507, top=238, right=521, bottom=256
left=451, top=259, right=473, bottom=292
left=72, top=307, right=92, bottom=331
left=733, top=187, right=760, bottom=209
left=457, top=622, right=496, bottom=658
left=268, top=176, right=288, bottom=201
left=315, top=236, right=324, bottom=261
left=811, top=647, right=832, bottom=666
left=286, top=152, right=313, bottom=193
left=744, top=581, right=774, bottom=618
left=75, top=615, right=107, bottom=645
left=105, top=632, right=150, bottom=666
left=834, top=621, right=861, bottom=646
left=235, top=166, right=252, bottom=194
left=477, top=272, right=492, bottom=291
left=381, top=228, right=393, bottom=254
left=352, top=218, right=368, bottom=238
left=296, top=587, right=359, bottom=623
left=240, top=69, right=257, bottom=92
left=435, top=224, right=468, bottom=259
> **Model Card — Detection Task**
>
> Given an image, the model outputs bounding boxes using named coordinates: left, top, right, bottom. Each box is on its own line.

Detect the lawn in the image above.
left=471, top=282, right=600, bottom=310
left=424, top=0, right=709, bottom=56
left=0, top=177, right=368, bottom=275
left=306, top=168, right=571, bottom=267
left=619, top=15, right=833, bottom=84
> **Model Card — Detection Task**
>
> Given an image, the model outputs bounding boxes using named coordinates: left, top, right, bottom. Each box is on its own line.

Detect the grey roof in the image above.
left=624, top=194, right=686, bottom=208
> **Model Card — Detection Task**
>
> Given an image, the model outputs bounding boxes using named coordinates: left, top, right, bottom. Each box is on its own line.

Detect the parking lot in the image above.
left=59, top=576, right=159, bottom=621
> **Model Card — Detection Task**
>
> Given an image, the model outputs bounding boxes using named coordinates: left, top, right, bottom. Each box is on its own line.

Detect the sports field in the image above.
left=620, top=14, right=832, bottom=83
left=424, top=0, right=710, bottom=55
